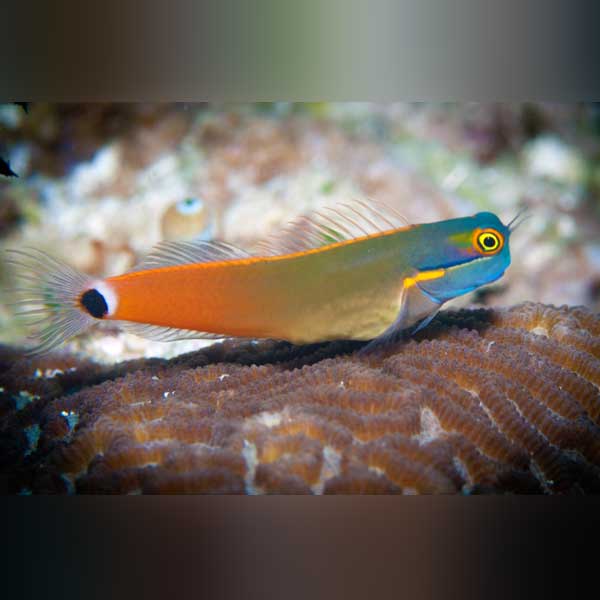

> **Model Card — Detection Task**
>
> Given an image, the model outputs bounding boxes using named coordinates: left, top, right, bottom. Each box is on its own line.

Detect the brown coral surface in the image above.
left=1, top=302, right=599, bottom=494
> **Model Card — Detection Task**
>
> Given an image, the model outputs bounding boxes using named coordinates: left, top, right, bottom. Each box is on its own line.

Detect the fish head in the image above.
left=415, top=212, right=512, bottom=302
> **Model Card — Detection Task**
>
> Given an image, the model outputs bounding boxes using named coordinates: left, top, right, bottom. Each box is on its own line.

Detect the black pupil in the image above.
left=483, top=235, right=496, bottom=248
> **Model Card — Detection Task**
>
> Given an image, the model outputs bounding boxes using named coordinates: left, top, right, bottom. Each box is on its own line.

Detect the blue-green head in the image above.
left=412, top=211, right=512, bottom=302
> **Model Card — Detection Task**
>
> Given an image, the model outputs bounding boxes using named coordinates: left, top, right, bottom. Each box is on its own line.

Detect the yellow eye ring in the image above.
left=474, top=228, right=503, bottom=254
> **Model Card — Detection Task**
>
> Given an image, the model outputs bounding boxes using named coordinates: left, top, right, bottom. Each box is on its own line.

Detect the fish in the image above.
left=6, top=201, right=520, bottom=354
left=160, top=197, right=215, bottom=242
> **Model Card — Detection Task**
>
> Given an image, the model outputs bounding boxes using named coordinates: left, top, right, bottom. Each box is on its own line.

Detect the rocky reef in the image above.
left=1, top=302, right=599, bottom=494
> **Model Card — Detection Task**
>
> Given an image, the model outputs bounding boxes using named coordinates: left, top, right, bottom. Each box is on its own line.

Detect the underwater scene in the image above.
left=1, top=102, right=599, bottom=494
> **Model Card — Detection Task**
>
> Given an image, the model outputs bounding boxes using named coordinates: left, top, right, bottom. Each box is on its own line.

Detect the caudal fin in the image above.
left=5, top=248, right=97, bottom=354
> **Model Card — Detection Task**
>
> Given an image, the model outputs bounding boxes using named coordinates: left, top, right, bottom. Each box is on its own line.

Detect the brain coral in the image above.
left=1, top=302, right=599, bottom=494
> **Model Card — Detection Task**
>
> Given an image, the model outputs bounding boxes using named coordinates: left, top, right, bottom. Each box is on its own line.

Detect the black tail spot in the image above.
left=80, top=288, right=108, bottom=318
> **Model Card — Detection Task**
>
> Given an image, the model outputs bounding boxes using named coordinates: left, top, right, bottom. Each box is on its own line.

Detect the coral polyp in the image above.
left=1, top=302, right=599, bottom=494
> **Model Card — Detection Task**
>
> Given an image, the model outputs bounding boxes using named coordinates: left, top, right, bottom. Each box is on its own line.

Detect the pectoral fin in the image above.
left=360, top=274, right=444, bottom=352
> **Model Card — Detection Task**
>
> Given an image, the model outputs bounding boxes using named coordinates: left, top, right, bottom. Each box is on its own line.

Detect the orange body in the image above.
left=107, top=232, right=414, bottom=343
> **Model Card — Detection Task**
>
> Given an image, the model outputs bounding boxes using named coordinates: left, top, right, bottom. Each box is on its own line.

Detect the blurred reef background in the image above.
left=1, top=103, right=600, bottom=494
left=1, top=102, right=600, bottom=360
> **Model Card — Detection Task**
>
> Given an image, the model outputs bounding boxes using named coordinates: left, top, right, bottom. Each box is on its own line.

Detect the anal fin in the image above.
left=119, top=321, right=226, bottom=342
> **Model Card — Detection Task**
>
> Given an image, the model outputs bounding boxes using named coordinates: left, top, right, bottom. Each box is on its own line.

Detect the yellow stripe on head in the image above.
left=404, top=269, right=446, bottom=289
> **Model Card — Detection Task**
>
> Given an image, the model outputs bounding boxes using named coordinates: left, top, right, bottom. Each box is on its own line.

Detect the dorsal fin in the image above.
left=130, top=200, right=410, bottom=273
left=256, top=199, right=411, bottom=256
left=129, top=240, right=250, bottom=272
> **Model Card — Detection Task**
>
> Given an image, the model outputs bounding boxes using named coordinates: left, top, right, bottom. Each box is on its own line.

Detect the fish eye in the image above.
left=176, top=197, right=202, bottom=215
left=475, top=229, right=503, bottom=253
